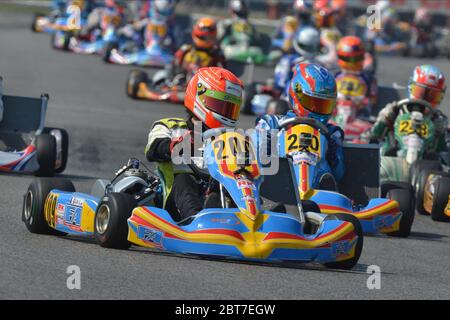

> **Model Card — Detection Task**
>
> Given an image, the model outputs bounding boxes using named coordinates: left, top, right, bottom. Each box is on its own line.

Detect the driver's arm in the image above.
left=145, top=124, right=172, bottom=162
left=370, top=101, right=400, bottom=140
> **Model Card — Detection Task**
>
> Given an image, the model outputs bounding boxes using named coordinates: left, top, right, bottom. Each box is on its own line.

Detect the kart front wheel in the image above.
left=127, top=70, right=148, bottom=99
left=22, top=178, right=75, bottom=235
left=383, top=183, right=415, bottom=238
left=94, top=193, right=137, bottom=249
left=44, top=128, right=69, bottom=174
left=323, top=214, right=363, bottom=270
left=102, top=41, right=119, bottom=63
left=431, top=175, right=450, bottom=222
left=35, top=134, right=57, bottom=177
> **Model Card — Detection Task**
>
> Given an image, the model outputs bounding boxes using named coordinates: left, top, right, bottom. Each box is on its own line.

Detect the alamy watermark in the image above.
left=366, top=265, right=381, bottom=290
left=66, top=265, right=81, bottom=290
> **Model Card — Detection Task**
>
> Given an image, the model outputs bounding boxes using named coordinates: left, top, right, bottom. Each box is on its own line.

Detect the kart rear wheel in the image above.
left=323, top=214, right=363, bottom=270
left=103, top=41, right=119, bottom=63
left=127, top=70, right=148, bottom=99
left=44, top=128, right=69, bottom=174
left=416, top=169, right=434, bottom=215
left=431, top=175, right=450, bottom=222
left=94, top=193, right=137, bottom=249
left=31, top=13, right=45, bottom=32
left=35, top=134, right=57, bottom=177
left=383, top=185, right=415, bottom=238
left=22, top=178, right=75, bottom=235
left=242, top=83, right=257, bottom=115
left=410, top=160, right=441, bottom=194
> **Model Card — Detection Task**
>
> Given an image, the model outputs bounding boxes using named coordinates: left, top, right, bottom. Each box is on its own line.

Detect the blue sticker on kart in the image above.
left=138, top=226, right=163, bottom=246
left=64, top=205, right=82, bottom=227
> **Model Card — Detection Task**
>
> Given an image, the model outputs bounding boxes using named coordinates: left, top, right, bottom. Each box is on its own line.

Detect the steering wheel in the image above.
left=398, top=98, right=435, bottom=115
left=278, top=117, right=330, bottom=137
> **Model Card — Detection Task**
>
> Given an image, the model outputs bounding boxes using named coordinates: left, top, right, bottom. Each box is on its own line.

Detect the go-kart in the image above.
left=257, top=117, right=415, bottom=237
left=332, top=73, right=377, bottom=141
left=103, top=23, right=174, bottom=67
left=0, top=86, right=68, bottom=176
left=380, top=99, right=442, bottom=184
left=126, top=69, right=186, bottom=104
left=220, top=19, right=268, bottom=65
left=68, top=13, right=122, bottom=55
left=22, top=129, right=363, bottom=269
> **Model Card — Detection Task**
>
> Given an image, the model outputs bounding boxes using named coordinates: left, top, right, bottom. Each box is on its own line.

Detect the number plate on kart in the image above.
left=336, top=74, right=368, bottom=98
left=399, top=120, right=429, bottom=138
left=285, top=124, right=322, bottom=157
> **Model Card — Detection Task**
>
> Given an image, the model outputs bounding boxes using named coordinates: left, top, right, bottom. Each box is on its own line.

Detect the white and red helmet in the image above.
left=409, top=65, right=446, bottom=107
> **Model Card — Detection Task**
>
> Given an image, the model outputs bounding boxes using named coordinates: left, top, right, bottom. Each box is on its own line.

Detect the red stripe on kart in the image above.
left=0, top=145, right=36, bottom=171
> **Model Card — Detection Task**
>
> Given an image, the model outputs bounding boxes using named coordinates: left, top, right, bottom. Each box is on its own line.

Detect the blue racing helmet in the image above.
left=288, top=63, right=337, bottom=124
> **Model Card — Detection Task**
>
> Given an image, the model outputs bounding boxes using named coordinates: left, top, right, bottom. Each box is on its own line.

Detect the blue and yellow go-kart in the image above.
left=23, top=129, right=363, bottom=269
left=257, top=117, right=415, bottom=238
left=104, top=23, right=174, bottom=68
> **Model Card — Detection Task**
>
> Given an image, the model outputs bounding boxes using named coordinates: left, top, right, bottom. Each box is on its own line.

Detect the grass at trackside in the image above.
left=0, top=3, right=50, bottom=14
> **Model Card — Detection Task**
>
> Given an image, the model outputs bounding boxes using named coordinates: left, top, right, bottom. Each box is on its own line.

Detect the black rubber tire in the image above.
left=102, top=41, right=119, bottom=63
left=266, top=99, right=289, bottom=115
left=44, top=128, right=69, bottom=174
left=416, top=169, right=435, bottom=215
left=431, top=175, right=450, bottom=222
left=127, top=70, right=149, bottom=99
left=35, top=134, right=57, bottom=177
left=22, top=178, right=75, bottom=235
left=94, top=193, right=137, bottom=249
left=385, top=188, right=415, bottom=238
left=242, top=83, right=257, bottom=115
left=323, top=213, right=363, bottom=270
left=31, top=13, right=46, bottom=32
left=51, top=31, right=72, bottom=51
left=410, top=160, right=441, bottom=192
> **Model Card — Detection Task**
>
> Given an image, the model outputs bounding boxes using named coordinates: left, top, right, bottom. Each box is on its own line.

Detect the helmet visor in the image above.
left=296, top=89, right=336, bottom=116
left=338, top=54, right=364, bottom=63
left=409, top=82, right=445, bottom=105
left=201, top=90, right=242, bottom=121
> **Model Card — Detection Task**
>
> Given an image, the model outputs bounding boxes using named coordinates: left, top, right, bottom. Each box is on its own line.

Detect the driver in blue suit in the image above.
left=256, top=63, right=345, bottom=190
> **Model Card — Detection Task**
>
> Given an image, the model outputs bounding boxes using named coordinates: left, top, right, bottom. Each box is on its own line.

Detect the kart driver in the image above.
left=166, top=17, right=226, bottom=85
left=335, top=36, right=378, bottom=115
left=274, top=25, right=323, bottom=95
left=366, top=65, right=448, bottom=157
left=218, top=0, right=259, bottom=45
left=145, top=67, right=243, bottom=222
left=83, top=0, right=127, bottom=36
left=256, top=63, right=345, bottom=190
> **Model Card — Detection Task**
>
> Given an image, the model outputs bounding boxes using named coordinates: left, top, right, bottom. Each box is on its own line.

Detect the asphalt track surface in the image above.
left=1, top=11, right=450, bottom=300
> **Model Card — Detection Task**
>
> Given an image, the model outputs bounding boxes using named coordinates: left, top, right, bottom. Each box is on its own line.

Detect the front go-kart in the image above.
left=23, top=130, right=363, bottom=269
left=332, top=73, right=376, bottom=141
left=258, top=117, right=414, bottom=237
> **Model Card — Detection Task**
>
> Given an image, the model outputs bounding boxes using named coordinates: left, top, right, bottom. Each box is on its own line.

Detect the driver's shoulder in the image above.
left=152, top=118, right=188, bottom=130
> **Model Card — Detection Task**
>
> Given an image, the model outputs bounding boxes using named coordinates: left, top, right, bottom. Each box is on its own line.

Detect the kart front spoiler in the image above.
left=127, top=206, right=359, bottom=264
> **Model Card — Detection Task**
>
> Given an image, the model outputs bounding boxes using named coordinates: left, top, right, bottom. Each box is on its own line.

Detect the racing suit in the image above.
left=255, top=111, right=345, bottom=189
left=368, top=101, right=449, bottom=155
left=145, top=117, right=207, bottom=222
left=167, top=44, right=226, bottom=84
